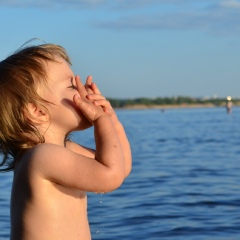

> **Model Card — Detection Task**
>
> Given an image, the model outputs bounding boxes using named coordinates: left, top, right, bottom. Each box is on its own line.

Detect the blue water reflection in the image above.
left=1, top=107, right=240, bottom=239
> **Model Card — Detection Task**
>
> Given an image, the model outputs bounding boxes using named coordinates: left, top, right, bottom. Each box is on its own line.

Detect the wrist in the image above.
left=93, top=114, right=111, bottom=125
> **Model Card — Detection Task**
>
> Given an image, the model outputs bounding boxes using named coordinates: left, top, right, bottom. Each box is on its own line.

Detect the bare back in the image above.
left=10, top=145, right=91, bottom=240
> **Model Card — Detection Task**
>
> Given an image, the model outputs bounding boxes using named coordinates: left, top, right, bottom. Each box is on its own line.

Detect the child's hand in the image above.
left=84, top=77, right=132, bottom=179
left=84, top=75, right=94, bottom=95
left=84, top=76, right=119, bottom=127
left=73, top=76, right=107, bottom=123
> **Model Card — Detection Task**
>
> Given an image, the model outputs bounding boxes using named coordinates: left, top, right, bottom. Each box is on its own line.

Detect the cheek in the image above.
left=38, top=83, right=66, bottom=104
left=61, top=98, right=92, bottom=130
left=60, top=98, right=83, bottom=120
left=61, top=98, right=77, bottom=110
left=38, top=90, right=57, bottom=105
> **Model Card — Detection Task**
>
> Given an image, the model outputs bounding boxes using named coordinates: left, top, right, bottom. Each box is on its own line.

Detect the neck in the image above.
left=38, top=125, right=69, bottom=147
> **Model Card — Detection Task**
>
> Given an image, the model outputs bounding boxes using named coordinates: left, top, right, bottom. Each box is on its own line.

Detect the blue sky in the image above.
left=0, top=0, right=240, bottom=99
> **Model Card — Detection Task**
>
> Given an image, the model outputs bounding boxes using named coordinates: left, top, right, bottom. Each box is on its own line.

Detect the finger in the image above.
left=73, top=94, right=83, bottom=105
left=86, top=75, right=93, bottom=86
left=85, top=76, right=94, bottom=94
left=86, top=94, right=106, bottom=101
left=93, top=99, right=112, bottom=109
left=73, top=94, right=88, bottom=111
left=75, top=75, right=88, bottom=98
left=91, top=82, right=101, bottom=95
left=104, top=108, right=113, bottom=115
left=73, top=94, right=94, bottom=123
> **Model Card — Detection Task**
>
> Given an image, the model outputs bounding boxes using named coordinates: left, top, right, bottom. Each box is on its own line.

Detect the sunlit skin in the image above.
left=10, top=57, right=132, bottom=240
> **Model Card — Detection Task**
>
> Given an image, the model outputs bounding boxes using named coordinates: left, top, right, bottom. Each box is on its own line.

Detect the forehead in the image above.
left=36, top=57, right=74, bottom=96
left=45, top=56, right=73, bottom=83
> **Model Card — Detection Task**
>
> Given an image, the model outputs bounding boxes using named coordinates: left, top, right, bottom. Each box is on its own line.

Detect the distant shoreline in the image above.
left=108, top=97, right=240, bottom=110
left=115, top=103, right=239, bottom=110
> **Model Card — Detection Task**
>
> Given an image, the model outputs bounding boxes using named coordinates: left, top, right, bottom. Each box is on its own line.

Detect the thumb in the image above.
left=73, top=94, right=84, bottom=106
left=104, top=108, right=112, bottom=115
left=73, top=94, right=96, bottom=122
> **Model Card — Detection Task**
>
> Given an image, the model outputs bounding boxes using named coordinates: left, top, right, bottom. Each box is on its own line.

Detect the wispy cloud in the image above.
left=0, top=0, right=107, bottom=9
left=1, top=0, right=240, bottom=36
left=220, top=0, right=240, bottom=8
left=0, top=0, right=221, bottom=10
left=92, top=0, right=240, bottom=36
left=0, top=0, right=211, bottom=9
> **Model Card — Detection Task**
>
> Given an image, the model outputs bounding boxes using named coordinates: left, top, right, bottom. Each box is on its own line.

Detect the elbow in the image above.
left=103, top=170, right=125, bottom=193
left=125, top=166, right=132, bottom=178
left=109, top=172, right=125, bottom=192
left=124, top=157, right=132, bottom=178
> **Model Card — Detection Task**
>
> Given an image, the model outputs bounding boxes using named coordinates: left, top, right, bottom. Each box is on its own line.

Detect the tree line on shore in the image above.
left=107, top=96, right=238, bottom=108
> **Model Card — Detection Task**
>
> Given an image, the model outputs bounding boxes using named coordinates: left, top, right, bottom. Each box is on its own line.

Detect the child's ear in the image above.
left=25, top=103, right=49, bottom=125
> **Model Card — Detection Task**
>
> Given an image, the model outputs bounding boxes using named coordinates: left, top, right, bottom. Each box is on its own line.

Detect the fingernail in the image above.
left=75, top=94, right=80, bottom=100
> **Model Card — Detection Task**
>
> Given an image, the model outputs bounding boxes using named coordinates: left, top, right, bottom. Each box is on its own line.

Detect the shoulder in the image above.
left=15, top=143, right=97, bottom=190
left=19, top=143, right=65, bottom=164
left=18, top=142, right=94, bottom=170
left=16, top=143, right=78, bottom=181
left=13, top=144, right=64, bottom=181
left=16, top=143, right=65, bottom=168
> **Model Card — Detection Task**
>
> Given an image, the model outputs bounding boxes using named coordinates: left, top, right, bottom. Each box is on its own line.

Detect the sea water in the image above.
left=1, top=107, right=240, bottom=239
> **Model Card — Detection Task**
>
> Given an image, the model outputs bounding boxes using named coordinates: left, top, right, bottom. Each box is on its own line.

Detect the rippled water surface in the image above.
left=1, top=107, right=240, bottom=239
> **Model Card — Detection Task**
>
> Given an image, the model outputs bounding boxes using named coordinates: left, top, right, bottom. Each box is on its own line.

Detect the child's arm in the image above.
left=85, top=76, right=132, bottom=178
left=66, top=141, right=95, bottom=158
left=31, top=76, right=125, bottom=193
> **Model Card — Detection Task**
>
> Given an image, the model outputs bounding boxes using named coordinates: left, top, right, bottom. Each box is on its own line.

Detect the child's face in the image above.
left=39, top=57, right=92, bottom=134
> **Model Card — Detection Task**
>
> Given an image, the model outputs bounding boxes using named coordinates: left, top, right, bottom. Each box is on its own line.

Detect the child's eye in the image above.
left=68, top=85, right=77, bottom=90
left=68, top=78, right=77, bottom=90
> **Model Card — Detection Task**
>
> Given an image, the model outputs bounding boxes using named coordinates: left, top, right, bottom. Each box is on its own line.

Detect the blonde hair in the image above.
left=0, top=43, right=71, bottom=171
